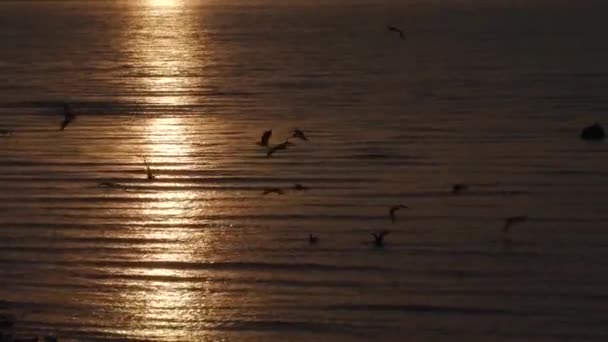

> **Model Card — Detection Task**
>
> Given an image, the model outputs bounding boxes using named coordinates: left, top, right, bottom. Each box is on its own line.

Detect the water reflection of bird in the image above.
left=143, top=158, right=155, bottom=180
left=266, top=140, right=294, bottom=157
left=389, top=204, right=408, bottom=223
left=308, top=234, right=319, bottom=245
left=291, top=128, right=308, bottom=141
left=258, top=129, right=272, bottom=147
left=262, top=188, right=284, bottom=195
left=293, top=183, right=309, bottom=191
left=371, top=230, right=390, bottom=247
left=60, top=103, right=76, bottom=130
left=387, top=25, right=406, bottom=40
left=503, top=215, right=528, bottom=233
left=98, top=181, right=125, bottom=189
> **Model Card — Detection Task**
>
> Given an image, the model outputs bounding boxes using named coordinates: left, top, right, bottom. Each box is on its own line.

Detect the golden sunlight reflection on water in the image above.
left=128, top=0, right=206, bottom=106
left=116, top=2, right=216, bottom=337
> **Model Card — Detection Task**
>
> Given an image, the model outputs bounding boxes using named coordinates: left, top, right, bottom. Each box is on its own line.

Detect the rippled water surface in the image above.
left=1, top=0, right=608, bottom=340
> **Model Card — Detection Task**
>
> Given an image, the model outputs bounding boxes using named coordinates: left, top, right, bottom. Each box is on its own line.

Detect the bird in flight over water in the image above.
left=503, top=215, right=528, bottom=233
left=262, top=187, right=284, bottom=195
left=387, top=25, right=406, bottom=40
left=371, top=230, right=390, bottom=248
left=309, top=234, right=319, bottom=245
left=291, top=128, right=308, bottom=141
left=266, top=140, right=294, bottom=157
left=143, top=158, right=155, bottom=180
left=389, top=204, right=408, bottom=223
left=258, top=129, right=272, bottom=147
left=60, top=103, right=76, bottom=130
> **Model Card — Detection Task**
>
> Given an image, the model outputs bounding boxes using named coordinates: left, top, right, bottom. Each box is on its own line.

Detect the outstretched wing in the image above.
left=261, top=130, right=272, bottom=146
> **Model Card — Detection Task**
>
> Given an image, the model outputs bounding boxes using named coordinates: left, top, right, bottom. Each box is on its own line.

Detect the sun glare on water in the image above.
left=148, top=0, right=183, bottom=7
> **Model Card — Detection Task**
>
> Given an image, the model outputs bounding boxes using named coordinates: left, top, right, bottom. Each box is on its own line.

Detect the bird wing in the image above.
left=261, top=130, right=272, bottom=145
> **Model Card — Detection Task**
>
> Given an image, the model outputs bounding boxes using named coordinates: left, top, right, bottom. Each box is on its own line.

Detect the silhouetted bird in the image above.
left=291, top=128, right=308, bottom=141
left=389, top=204, right=408, bottom=223
left=266, top=140, right=294, bottom=157
left=262, top=187, right=284, bottom=195
left=387, top=25, right=405, bottom=40
left=580, top=123, right=605, bottom=141
left=503, top=215, right=528, bottom=233
left=60, top=103, right=76, bottom=130
left=293, top=183, right=309, bottom=191
left=452, top=184, right=468, bottom=195
left=371, top=230, right=390, bottom=247
left=143, top=158, right=155, bottom=180
left=308, top=234, right=319, bottom=245
left=258, top=129, right=272, bottom=146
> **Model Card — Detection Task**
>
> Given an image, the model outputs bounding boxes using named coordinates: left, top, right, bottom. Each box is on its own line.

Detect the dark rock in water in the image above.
left=580, top=123, right=605, bottom=141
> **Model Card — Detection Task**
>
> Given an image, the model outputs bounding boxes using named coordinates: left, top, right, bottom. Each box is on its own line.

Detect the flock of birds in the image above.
left=1, top=22, right=605, bottom=342
left=6, top=95, right=535, bottom=255
left=250, top=127, right=530, bottom=248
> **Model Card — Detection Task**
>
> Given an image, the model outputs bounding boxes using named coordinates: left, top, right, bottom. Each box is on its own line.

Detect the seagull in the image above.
left=308, top=234, right=319, bottom=245
left=266, top=140, right=294, bottom=157
left=291, top=128, right=308, bottom=141
left=503, top=215, right=528, bottom=233
left=387, top=25, right=406, bottom=40
left=257, top=129, right=272, bottom=147
left=60, top=102, right=76, bottom=130
left=143, top=158, right=155, bottom=180
left=293, top=183, right=309, bottom=191
left=262, top=187, right=284, bottom=195
left=371, top=230, right=390, bottom=248
left=389, top=204, right=408, bottom=223
left=452, top=184, right=468, bottom=195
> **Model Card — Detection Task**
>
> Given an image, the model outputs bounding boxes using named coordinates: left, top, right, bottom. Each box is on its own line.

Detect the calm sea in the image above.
left=1, top=0, right=608, bottom=340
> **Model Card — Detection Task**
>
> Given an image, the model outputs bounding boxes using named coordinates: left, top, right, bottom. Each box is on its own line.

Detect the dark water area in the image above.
left=0, top=0, right=607, bottom=340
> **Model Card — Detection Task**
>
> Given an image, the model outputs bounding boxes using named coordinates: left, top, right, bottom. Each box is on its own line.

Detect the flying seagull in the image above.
left=387, top=25, right=406, bottom=40
left=291, top=128, right=308, bottom=141
left=266, top=140, right=294, bottom=157
left=452, top=184, right=468, bottom=195
left=308, top=234, right=319, bottom=245
left=389, top=204, right=408, bottom=223
left=371, top=230, right=390, bottom=248
left=60, top=102, right=76, bottom=130
left=503, top=215, right=528, bottom=233
left=143, top=158, right=155, bottom=180
left=262, top=187, right=284, bottom=195
left=258, top=129, right=272, bottom=147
